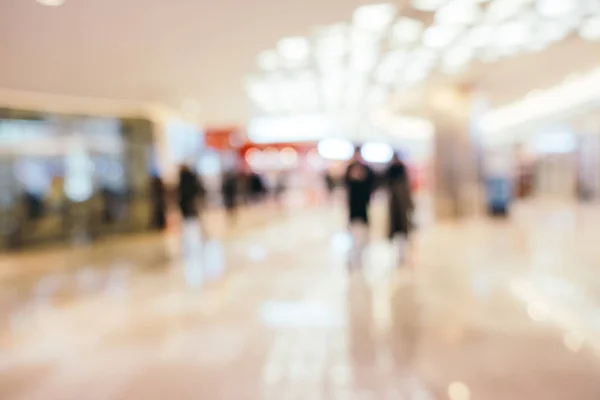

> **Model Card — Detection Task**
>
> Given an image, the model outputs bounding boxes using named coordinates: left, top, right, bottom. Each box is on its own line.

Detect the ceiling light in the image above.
left=245, top=80, right=268, bottom=100
left=494, top=20, right=532, bottom=47
left=404, top=63, right=430, bottom=84
left=485, top=0, right=526, bottom=22
left=435, top=0, right=481, bottom=25
left=257, top=51, right=279, bottom=71
left=537, top=19, right=572, bottom=42
left=423, top=25, right=464, bottom=48
left=367, top=86, right=388, bottom=106
left=443, top=45, right=473, bottom=73
left=361, top=142, right=394, bottom=163
left=351, top=24, right=381, bottom=46
left=465, top=25, right=495, bottom=47
left=316, top=27, right=347, bottom=59
left=392, top=17, right=424, bottom=44
left=448, top=382, right=471, bottom=400
left=580, top=16, right=600, bottom=41
left=273, top=78, right=296, bottom=111
left=245, top=79, right=279, bottom=112
left=536, top=0, right=577, bottom=18
left=321, top=76, right=343, bottom=109
left=412, top=47, right=438, bottom=68
left=377, top=50, right=409, bottom=78
left=316, top=56, right=343, bottom=74
left=353, top=3, right=397, bottom=33
left=277, top=37, right=310, bottom=63
left=375, top=63, right=397, bottom=84
left=581, top=0, right=600, bottom=14
left=350, top=49, right=379, bottom=72
left=285, top=73, right=319, bottom=112
left=412, top=0, right=448, bottom=12
left=344, top=75, right=367, bottom=108
left=318, top=138, right=355, bottom=160
left=37, top=0, right=65, bottom=6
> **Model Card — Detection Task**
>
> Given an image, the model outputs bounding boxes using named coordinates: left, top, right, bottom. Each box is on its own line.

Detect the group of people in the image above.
left=151, top=148, right=413, bottom=268
left=344, top=146, right=414, bottom=268
left=150, top=165, right=282, bottom=231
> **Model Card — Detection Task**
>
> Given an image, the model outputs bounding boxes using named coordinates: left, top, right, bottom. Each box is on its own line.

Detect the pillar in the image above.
left=429, top=85, right=483, bottom=219
left=121, top=118, right=154, bottom=233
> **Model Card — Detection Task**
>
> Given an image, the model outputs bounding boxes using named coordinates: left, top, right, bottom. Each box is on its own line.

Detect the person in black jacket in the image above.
left=177, top=165, right=206, bottom=260
left=344, top=147, right=375, bottom=269
left=221, top=169, right=238, bottom=225
left=150, top=175, right=167, bottom=230
left=177, top=165, right=201, bottom=220
left=385, top=153, right=414, bottom=265
left=325, top=171, right=336, bottom=200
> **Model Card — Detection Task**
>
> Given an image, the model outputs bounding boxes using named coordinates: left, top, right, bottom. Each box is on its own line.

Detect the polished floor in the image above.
left=1, top=200, right=600, bottom=399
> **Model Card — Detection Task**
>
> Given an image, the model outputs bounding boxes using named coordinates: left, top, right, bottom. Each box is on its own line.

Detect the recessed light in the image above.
left=392, top=17, right=424, bottom=44
left=448, top=382, right=471, bottom=400
left=423, top=25, right=464, bottom=48
left=353, top=3, right=397, bottom=33
left=443, top=45, right=473, bottom=74
left=435, top=0, right=481, bottom=25
left=37, top=0, right=65, bottom=6
left=412, top=0, right=448, bottom=12
left=257, top=51, right=279, bottom=72
left=277, top=37, right=310, bottom=63
left=536, top=0, right=577, bottom=18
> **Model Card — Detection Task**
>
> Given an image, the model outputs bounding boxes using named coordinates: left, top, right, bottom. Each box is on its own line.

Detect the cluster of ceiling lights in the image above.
left=246, top=0, right=600, bottom=116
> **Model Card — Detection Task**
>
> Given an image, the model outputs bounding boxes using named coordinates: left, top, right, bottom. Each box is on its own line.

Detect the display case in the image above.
left=0, top=109, right=156, bottom=251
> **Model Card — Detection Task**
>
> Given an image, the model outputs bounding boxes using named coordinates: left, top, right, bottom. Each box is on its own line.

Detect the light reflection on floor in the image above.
left=0, top=202, right=600, bottom=399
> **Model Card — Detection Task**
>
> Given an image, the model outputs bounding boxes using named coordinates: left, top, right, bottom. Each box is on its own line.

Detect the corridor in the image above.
left=1, top=202, right=600, bottom=400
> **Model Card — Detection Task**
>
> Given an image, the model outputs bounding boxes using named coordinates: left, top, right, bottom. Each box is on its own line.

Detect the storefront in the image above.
left=0, top=108, right=156, bottom=251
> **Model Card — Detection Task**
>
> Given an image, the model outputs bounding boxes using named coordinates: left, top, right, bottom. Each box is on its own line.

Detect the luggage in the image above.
left=486, top=177, right=511, bottom=217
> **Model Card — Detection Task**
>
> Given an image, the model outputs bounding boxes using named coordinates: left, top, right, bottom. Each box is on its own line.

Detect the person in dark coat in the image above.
left=150, top=175, right=167, bottom=230
left=177, top=165, right=206, bottom=259
left=177, top=165, right=201, bottom=220
left=249, top=172, right=266, bottom=202
left=221, top=169, right=238, bottom=225
left=344, top=147, right=376, bottom=269
left=325, top=171, right=336, bottom=199
left=273, top=171, right=287, bottom=207
left=385, top=153, right=414, bottom=265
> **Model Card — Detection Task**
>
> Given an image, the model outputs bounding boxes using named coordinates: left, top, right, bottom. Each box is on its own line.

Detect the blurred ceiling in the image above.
left=0, top=0, right=395, bottom=125
left=1, top=0, right=600, bottom=127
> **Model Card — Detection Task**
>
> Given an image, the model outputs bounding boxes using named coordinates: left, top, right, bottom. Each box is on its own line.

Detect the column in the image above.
left=122, top=118, right=154, bottom=232
left=429, top=85, right=482, bottom=219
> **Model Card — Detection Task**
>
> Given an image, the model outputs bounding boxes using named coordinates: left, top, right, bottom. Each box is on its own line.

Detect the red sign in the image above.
left=205, top=127, right=241, bottom=150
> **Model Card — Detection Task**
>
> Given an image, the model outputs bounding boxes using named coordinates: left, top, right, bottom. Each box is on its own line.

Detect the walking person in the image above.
left=177, top=165, right=204, bottom=260
left=325, top=171, right=336, bottom=201
left=273, top=171, right=287, bottom=208
left=344, top=147, right=375, bottom=269
left=221, top=169, right=239, bottom=226
left=385, top=153, right=414, bottom=266
left=150, top=175, right=167, bottom=231
left=177, top=165, right=203, bottom=219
